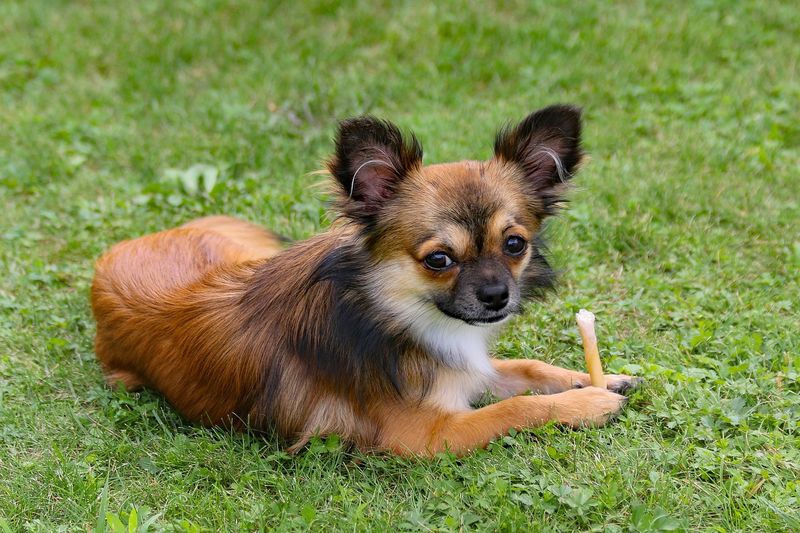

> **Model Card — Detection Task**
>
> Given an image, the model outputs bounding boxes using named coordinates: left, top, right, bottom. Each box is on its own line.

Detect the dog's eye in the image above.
left=504, top=236, right=527, bottom=256
left=423, top=251, right=454, bottom=270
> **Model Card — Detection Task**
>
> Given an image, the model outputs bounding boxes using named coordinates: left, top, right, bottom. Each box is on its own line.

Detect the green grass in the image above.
left=1, top=0, right=798, bottom=530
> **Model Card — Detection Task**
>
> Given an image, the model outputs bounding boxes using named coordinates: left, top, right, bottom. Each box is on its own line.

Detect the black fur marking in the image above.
left=443, top=181, right=502, bottom=254
left=328, top=116, right=423, bottom=229
left=494, top=104, right=583, bottom=215
left=520, top=235, right=558, bottom=300
left=306, top=244, right=430, bottom=403
left=254, top=353, right=285, bottom=426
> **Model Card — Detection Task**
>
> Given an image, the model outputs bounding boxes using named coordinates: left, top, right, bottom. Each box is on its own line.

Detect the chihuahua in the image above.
left=91, top=104, right=640, bottom=455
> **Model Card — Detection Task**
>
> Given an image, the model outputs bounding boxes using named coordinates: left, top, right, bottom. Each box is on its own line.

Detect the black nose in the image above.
left=477, top=283, right=509, bottom=311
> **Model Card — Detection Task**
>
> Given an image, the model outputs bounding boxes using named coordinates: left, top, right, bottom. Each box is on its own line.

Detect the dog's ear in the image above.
left=494, top=104, right=583, bottom=215
left=328, top=116, right=423, bottom=224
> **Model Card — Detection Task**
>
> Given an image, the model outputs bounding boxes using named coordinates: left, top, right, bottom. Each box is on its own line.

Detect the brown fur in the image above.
left=91, top=106, right=640, bottom=456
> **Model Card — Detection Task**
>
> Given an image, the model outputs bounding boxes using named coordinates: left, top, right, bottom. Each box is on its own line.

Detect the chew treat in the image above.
left=576, top=309, right=606, bottom=388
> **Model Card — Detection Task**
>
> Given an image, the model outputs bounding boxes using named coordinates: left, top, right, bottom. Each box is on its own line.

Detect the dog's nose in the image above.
left=477, top=283, right=509, bottom=311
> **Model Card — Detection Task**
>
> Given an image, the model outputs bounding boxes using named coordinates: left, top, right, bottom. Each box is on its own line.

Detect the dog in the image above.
left=91, top=104, right=641, bottom=456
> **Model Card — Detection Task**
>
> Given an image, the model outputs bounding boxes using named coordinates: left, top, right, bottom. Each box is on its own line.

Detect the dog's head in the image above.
left=327, top=105, right=583, bottom=331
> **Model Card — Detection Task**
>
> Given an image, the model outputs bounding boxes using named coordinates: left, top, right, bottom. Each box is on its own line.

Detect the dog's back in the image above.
left=91, top=216, right=283, bottom=394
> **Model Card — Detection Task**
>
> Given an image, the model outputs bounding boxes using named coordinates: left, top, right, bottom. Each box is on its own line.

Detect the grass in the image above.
left=1, top=0, right=798, bottom=530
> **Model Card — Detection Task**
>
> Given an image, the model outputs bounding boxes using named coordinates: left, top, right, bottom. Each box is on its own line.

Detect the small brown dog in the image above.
left=91, top=105, right=640, bottom=456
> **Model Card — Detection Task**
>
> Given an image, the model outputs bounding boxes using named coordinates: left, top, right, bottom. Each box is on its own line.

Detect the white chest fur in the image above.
left=410, top=309, right=500, bottom=412
left=366, top=261, right=502, bottom=412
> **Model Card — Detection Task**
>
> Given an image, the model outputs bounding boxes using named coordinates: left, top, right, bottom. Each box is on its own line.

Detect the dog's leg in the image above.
left=382, top=387, right=627, bottom=456
left=490, top=359, right=643, bottom=397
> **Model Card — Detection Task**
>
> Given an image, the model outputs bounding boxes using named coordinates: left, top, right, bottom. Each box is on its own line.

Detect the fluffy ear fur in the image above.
left=494, top=104, right=583, bottom=215
left=328, top=116, right=423, bottom=225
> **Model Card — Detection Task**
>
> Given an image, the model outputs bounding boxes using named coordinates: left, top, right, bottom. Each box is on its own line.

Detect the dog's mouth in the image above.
left=468, top=315, right=512, bottom=326
left=437, top=306, right=513, bottom=327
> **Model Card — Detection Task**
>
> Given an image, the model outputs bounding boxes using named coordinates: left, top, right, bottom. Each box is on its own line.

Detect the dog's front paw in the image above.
left=605, top=374, right=644, bottom=394
left=571, top=373, right=643, bottom=394
left=554, top=387, right=627, bottom=428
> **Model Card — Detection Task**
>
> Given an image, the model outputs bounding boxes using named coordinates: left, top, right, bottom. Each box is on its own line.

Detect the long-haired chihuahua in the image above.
left=91, top=104, right=640, bottom=456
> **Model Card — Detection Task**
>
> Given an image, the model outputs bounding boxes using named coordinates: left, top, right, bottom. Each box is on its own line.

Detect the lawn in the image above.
left=1, top=0, right=798, bottom=530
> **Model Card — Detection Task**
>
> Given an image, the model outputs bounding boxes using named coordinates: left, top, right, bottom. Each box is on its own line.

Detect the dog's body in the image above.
left=92, top=105, right=639, bottom=455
